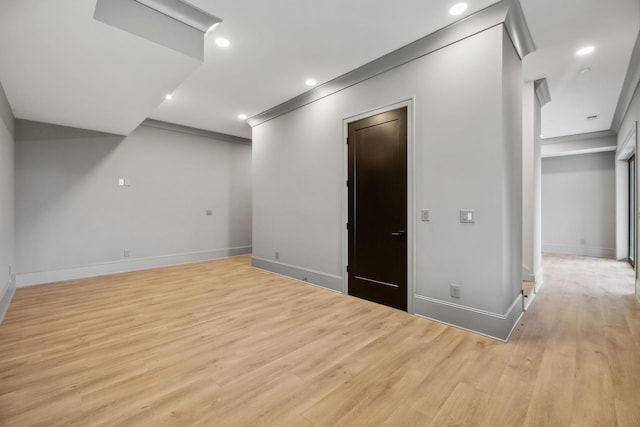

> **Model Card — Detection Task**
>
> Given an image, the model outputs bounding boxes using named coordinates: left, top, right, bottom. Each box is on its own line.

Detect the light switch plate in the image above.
left=460, top=209, right=474, bottom=223
left=421, top=209, right=430, bottom=221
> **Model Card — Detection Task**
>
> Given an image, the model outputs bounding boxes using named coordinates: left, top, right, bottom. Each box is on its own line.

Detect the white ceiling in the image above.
left=150, top=0, right=501, bottom=138
left=521, top=0, right=639, bottom=139
left=0, top=0, right=202, bottom=135
left=0, top=0, right=638, bottom=140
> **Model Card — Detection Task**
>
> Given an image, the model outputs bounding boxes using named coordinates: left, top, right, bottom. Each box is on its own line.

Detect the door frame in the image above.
left=341, top=98, right=415, bottom=313
left=629, top=154, right=636, bottom=268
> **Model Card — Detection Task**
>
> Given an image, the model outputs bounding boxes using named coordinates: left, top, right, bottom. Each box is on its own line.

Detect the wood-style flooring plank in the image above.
left=0, top=254, right=639, bottom=426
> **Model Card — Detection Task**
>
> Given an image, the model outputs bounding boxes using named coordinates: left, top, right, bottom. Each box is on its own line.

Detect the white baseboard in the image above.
left=523, top=288, right=537, bottom=311
left=413, top=293, right=524, bottom=342
left=0, top=275, right=16, bottom=324
left=521, top=264, right=535, bottom=281
left=533, top=268, right=543, bottom=287
left=251, top=257, right=343, bottom=292
left=16, top=247, right=252, bottom=287
left=542, top=244, right=615, bottom=258
left=252, top=256, right=524, bottom=341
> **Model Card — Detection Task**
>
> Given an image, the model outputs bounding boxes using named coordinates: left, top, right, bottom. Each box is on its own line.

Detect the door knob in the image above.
left=391, top=231, right=406, bottom=236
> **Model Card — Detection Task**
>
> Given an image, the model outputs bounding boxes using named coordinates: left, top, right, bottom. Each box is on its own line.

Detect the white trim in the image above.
left=0, top=277, right=16, bottom=324
left=413, top=293, right=523, bottom=341
left=533, top=269, right=544, bottom=291
left=523, top=288, right=537, bottom=311
left=341, top=98, right=415, bottom=313
left=414, top=294, right=517, bottom=320
left=141, top=119, right=251, bottom=145
left=251, top=257, right=343, bottom=292
left=16, top=246, right=252, bottom=287
left=522, top=264, right=535, bottom=281
left=247, top=1, right=534, bottom=127
left=616, top=158, right=630, bottom=260
left=617, top=125, right=637, bottom=161
left=541, top=146, right=616, bottom=158
left=542, top=244, right=616, bottom=259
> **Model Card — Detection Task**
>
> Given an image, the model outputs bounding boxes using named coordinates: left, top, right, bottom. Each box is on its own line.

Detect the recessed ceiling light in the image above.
left=576, top=46, right=595, bottom=56
left=449, top=3, right=468, bottom=16
left=305, top=79, right=317, bottom=86
left=215, top=37, right=230, bottom=47
left=165, top=94, right=173, bottom=100
left=238, top=113, right=247, bottom=120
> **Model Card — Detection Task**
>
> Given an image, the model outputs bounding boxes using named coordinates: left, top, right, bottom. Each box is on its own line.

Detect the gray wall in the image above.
left=0, top=81, right=15, bottom=322
left=617, top=68, right=640, bottom=300
left=252, top=25, right=523, bottom=340
left=541, top=152, right=616, bottom=257
left=15, top=120, right=252, bottom=286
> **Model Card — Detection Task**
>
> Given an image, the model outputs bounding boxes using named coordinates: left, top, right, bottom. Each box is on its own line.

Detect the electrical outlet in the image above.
left=450, top=284, right=461, bottom=298
left=421, top=209, right=430, bottom=221
left=118, top=178, right=125, bottom=186
left=123, top=249, right=130, bottom=257
left=206, top=210, right=213, bottom=216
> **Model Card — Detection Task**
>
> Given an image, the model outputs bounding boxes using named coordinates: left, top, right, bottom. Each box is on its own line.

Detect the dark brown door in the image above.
left=348, top=107, right=407, bottom=310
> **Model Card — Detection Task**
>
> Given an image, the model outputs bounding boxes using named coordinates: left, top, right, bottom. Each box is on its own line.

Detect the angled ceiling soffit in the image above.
left=94, top=0, right=221, bottom=61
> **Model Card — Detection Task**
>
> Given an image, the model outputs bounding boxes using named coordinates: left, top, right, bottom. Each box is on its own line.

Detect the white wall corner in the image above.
left=0, top=275, right=16, bottom=324
left=533, top=269, right=544, bottom=292
left=521, top=264, right=535, bottom=281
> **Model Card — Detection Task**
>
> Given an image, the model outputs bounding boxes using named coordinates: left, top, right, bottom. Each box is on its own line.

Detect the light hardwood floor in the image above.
left=0, top=254, right=639, bottom=426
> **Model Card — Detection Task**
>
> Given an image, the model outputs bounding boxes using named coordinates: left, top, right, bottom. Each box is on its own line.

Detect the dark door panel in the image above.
left=348, top=107, right=407, bottom=310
